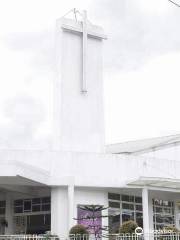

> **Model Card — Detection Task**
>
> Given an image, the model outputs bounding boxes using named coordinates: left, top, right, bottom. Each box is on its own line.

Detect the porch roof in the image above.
left=106, top=134, right=180, bottom=154
left=0, top=159, right=50, bottom=186
left=127, top=177, right=180, bottom=190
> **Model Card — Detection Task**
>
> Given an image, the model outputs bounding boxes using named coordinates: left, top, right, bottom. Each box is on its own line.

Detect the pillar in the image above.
left=142, top=188, right=150, bottom=237
left=5, top=193, right=14, bottom=234
left=51, top=187, right=68, bottom=236
left=68, top=184, right=74, bottom=230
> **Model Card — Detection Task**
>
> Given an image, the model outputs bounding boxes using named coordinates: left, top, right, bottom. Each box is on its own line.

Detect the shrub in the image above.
left=119, top=220, right=138, bottom=234
left=163, top=226, right=179, bottom=233
left=69, top=224, right=89, bottom=236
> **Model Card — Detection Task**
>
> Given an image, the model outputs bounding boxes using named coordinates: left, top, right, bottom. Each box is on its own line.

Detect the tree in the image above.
left=74, top=205, right=110, bottom=240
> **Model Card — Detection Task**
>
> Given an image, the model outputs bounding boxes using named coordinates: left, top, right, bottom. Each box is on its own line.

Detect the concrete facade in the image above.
left=0, top=12, right=180, bottom=237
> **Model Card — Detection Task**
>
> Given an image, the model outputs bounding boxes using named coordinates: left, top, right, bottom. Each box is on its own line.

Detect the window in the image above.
left=153, top=199, right=174, bottom=230
left=24, top=200, right=31, bottom=212
left=108, top=193, right=143, bottom=233
left=108, top=193, right=120, bottom=201
left=0, top=201, right=5, bottom=215
left=14, top=197, right=51, bottom=214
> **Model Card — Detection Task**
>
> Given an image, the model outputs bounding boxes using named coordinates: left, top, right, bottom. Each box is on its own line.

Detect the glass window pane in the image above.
left=32, top=198, right=41, bottom=204
left=14, top=200, right=23, bottom=206
left=153, top=198, right=175, bottom=230
left=108, top=193, right=120, bottom=201
left=135, top=205, right=142, bottom=211
left=45, top=214, right=51, bottom=225
left=42, top=204, right=50, bottom=211
left=24, top=200, right=31, bottom=212
left=122, top=212, right=134, bottom=223
left=135, top=197, right=142, bottom=203
left=156, top=215, right=164, bottom=223
left=122, top=203, right=134, bottom=210
left=155, top=207, right=163, bottom=213
left=42, top=197, right=50, bottom=204
left=122, top=195, right=134, bottom=202
left=14, top=206, right=23, bottom=213
left=164, top=208, right=171, bottom=214
left=32, top=205, right=41, bottom=212
left=109, top=201, right=120, bottom=208
left=0, top=201, right=5, bottom=208
left=109, top=208, right=120, bottom=234
left=0, top=208, right=5, bottom=214
left=136, top=212, right=143, bottom=227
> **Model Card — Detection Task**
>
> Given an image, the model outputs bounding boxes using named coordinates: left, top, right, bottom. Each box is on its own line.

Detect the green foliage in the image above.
left=75, top=205, right=109, bottom=239
left=119, top=221, right=138, bottom=234
left=43, top=233, right=58, bottom=240
left=163, top=226, right=179, bottom=233
left=69, top=224, right=89, bottom=235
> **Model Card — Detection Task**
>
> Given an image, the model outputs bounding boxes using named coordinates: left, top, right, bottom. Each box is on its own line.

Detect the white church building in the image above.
left=1, top=10, right=180, bottom=237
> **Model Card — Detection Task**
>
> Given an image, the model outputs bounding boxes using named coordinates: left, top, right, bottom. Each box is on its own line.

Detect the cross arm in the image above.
left=61, top=23, right=107, bottom=40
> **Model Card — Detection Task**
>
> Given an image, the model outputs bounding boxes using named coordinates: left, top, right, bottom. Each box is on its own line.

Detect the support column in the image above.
left=51, top=187, right=68, bottom=237
left=68, top=184, right=74, bottom=230
left=142, top=188, right=150, bottom=237
left=5, top=193, right=14, bottom=234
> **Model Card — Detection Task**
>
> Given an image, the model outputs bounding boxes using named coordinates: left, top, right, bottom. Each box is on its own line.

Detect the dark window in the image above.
left=42, top=204, right=50, bottom=211
left=14, top=197, right=51, bottom=214
left=135, top=197, right=142, bottom=203
left=0, top=208, right=5, bottom=214
left=122, top=195, right=134, bottom=202
left=122, top=212, right=134, bottom=223
left=45, top=214, right=51, bottom=225
left=108, top=193, right=120, bottom=201
left=14, top=200, right=23, bottom=206
left=109, top=201, right=120, bottom=208
left=32, top=198, right=41, bottom=204
left=122, top=203, right=134, bottom=210
left=24, top=200, right=31, bottom=212
left=135, top=205, right=142, bottom=211
left=32, top=205, right=41, bottom=212
left=136, top=212, right=143, bottom=227
left=42, top=197, right=50, bottom=204
left=0, top=201, right=5, bottom=208
left=14, top=206, right=23, bottom=213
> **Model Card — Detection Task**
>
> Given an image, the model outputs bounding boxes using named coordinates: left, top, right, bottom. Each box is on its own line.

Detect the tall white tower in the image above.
left=54, top=10, right=107, bottom=153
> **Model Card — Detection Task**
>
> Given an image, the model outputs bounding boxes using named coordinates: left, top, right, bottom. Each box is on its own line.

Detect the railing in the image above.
left=69, top=233, right=180, bottom=240
left=0, top=234, right=180, bottom=240
left=0, top=236, right=59, bottom=240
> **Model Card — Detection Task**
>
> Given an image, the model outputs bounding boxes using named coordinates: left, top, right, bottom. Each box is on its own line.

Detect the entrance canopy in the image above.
left=127, top=177, right=180, bottom=190
left=0, top=158, right=50, bottom=186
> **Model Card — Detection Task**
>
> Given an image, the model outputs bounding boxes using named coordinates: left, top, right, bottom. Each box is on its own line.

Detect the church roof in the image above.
left=106, top=134, right=180, bottom=155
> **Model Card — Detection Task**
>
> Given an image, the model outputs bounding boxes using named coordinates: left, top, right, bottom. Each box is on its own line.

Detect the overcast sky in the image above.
left=0, top=0, right=180, bottom=148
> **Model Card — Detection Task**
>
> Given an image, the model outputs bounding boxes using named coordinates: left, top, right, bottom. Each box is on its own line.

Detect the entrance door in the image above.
left=26, top=214, right=51, bottom=234
left=14, top=216, right=27, bottom=234
left=14, top=214, right=51, bottom=234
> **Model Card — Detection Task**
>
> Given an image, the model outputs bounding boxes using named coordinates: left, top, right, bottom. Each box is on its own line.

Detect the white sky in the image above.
left=0, top=0, right=180, bottom=147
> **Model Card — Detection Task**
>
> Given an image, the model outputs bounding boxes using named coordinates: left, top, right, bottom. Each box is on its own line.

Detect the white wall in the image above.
left=51, top=186, right=108, bottom=237
left=140, top=143, right=180, bottom=162
left=51, top=187, right=68, bottom=236
left=74, top=187, right=108, bottom=231
left=54, top=18, right=105, bottom=153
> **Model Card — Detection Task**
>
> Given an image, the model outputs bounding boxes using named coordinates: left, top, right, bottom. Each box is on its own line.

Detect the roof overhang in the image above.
left=0, top=159, right=50, bottom=186
left=127, top=177, right=180, bottom=191
left=106, top=134, right=180, bottom=155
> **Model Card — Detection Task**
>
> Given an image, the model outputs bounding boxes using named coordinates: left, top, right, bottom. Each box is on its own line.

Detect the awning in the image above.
left=0, top=159, right=50, bottom=186
left=127, top=177, right=180, bottom=190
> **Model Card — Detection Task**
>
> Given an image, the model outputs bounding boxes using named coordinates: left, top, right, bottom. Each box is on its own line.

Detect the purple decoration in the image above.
left=77, top=206, right=102, bottom=234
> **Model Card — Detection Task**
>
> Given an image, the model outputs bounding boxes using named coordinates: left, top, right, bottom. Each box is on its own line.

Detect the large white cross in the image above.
left=61, top=10, right=107, bottom=93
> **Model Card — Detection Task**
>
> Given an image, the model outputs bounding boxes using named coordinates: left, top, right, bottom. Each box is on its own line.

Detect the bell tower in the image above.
left=53, top=9, right=107, bottom=153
